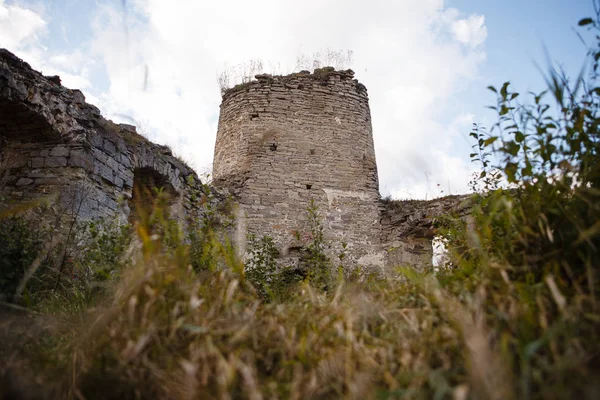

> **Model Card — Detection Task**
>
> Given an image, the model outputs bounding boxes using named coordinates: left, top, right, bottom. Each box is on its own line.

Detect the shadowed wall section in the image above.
left=380, top=195, right=472, bottom=271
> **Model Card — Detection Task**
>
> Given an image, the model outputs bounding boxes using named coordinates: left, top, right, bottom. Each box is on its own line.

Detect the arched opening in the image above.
left=432, top=236, right=451, bottom=273
left=128, top=167, right=179, bottom=223
left=0, top=100, right=60, bottom=143
left=0, top=100, right=64, bottom=202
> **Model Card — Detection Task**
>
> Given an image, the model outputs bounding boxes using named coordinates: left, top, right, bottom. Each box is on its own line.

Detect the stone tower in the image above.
left=213, top=68, right=384, bottom=270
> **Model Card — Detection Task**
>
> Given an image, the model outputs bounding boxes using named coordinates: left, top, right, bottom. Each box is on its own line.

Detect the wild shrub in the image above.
left=0, top=215, right=46, bottom=303
left=22, top=217, right=134, bottom=315
left=186, top=179, right=235, bottom=273
left=245, top=234, right=305, bottom=302
left=0, top=196, right=132, bottom=312
left=303, top=199, right=334, bottom=291
left=74, top=218, right=133, bottom=282
left=434, top=11, right=600, bottom=397
left=245, top=234, right=278, bottom=300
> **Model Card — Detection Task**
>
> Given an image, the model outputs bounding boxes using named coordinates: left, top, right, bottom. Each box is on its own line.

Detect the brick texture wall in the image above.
left=213, top=68, right=385, bottom=271
left=0, top=49, right=200, bottom=223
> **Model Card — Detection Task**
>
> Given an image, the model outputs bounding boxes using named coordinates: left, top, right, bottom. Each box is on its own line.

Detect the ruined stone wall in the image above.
left=213, top=68, right=384, bottom=271
left=0, top=49, right=200, bottom=223
left=381, top=195, right=472, bottom=271
left=1, top=48, right=474, bottom=274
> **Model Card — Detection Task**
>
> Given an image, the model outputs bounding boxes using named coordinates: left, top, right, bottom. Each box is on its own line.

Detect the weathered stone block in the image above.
left=9, top=153, right=29, bottom=168
left=92, top=148, right=107, bottom=163
left=123, top=174, right=134, bottom=188
left=105, top=198, right=118, bottom=210
left=89, top=132, right=103, bottom=148
left=120, top=153, right=132, bottom=168
left=50, top=146, right=69, bottom=157
left=115, top=138, right=127, bottom=153
left=106, top=155, right=119, bottom=171
left=45, top=156, right=67, bottom=168
left=71, top=89, right=85, bottom=104
left=31, top=157, right=44, bottom=168
left=93, top=161, right=113, bottom=182
left=69, top=150, right=92, bottom=170
left=15, top=177, right=33, bottom=186
left=103, top=140, right=116, bottom=154
left=35, top=177, right=60, bottom=185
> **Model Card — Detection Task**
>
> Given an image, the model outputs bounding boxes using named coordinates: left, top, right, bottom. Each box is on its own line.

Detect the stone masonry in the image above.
left=213, top=68, right=385, bottom=271
left=381, top=195, right=471, bottom=271
left=0, top=49, right=200, bottom=223
left=1, top=48, right=470, bottom=273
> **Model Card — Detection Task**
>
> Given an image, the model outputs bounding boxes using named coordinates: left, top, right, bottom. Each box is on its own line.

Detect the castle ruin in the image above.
left=0, top=49, right=199, bottom=225
left=213, top=68, right=385, bottom=270
left=0, top=48, right=469, bottom=272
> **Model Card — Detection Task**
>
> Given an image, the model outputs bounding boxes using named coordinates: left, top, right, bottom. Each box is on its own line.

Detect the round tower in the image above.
left=213, top=68, right=384, bottom=270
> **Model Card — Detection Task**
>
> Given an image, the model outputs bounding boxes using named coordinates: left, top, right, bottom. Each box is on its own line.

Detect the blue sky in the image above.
left=450, top=0, right=591, bottom=114
left=0, top=0, right=594, bottom=198
left=442, top=0, right=592, bottom=190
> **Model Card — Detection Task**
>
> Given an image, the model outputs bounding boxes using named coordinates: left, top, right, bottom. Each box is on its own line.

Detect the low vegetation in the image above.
left=1, top=10, right=600, bottom=400
left=217, top=48, right=354, bottom=95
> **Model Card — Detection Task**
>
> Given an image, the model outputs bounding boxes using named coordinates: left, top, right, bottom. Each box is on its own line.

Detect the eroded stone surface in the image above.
left=1, top=48, right=472, bottom=273
left=381, top=195, right=472, bottom=271
left=213, top=68, right=385, bottom=271
left=0, top=49, right=200, bottom=222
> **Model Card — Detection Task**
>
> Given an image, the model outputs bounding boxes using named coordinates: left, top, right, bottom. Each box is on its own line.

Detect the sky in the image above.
left=0, top=0, right=593, bottom=199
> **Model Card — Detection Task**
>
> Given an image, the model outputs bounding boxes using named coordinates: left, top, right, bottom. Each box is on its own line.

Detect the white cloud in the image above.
left=0, top=0, right=46, bottom=49
left=1, top=0, right=489, bottom=199
left=0, top=1, right=93, bottom=92
left=451, top=14, right=488, bottom=48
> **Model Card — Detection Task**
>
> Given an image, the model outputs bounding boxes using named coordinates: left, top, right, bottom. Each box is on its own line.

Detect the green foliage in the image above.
left=245, top=234, right=305, bottom=302
left=29, top=217, right=134, bottom=315
left=2, top=7, right=600, bottom=400
left=0, top=201, right=132, bottom=311
left=244, top=200, right=338, bottom=302
left=0, top=215, right=46, bottom=302
left=245, top=234, right=279, bottom=300
left=468, top=123, right=503, bottom=192
left=303, top=199, right=333, bottom=291
left=75, top=218, right=133, bottom=282
left=185, top=178, right=234, bottom=273
left=435, top=8, right=600, bottom=397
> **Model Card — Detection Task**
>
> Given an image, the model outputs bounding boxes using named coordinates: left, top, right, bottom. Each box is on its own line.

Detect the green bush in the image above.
left=245, top=234, right=279, bottom=300
left=0, top=215, right=46, bottom=303
left=433, top=11, right=600, bottom=397
left=75, top=218, right=133, bottom=282
left=303, top=199, right=334, bottom=291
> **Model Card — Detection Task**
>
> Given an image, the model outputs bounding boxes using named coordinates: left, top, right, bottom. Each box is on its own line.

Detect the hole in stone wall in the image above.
left=269, top=143, right=277, bottom=151
left=432, top=236, right=451, bottom=273
left=0, top=100, right=64, bottom=198
left=128, top=167, right=179, bottom=222
left=0, top=100, right=60, bottom=143
left=306, top=184, right=312, bottom=190
left=310, top=149, right=315, bottom=155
